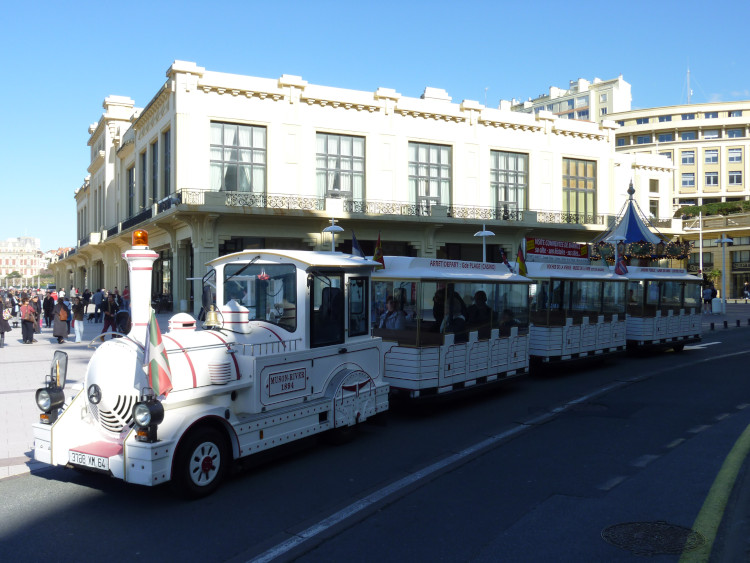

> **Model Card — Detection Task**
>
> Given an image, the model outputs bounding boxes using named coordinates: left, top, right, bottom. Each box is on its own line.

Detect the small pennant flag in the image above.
left=143, top=309, right=173, bottom=397
left=372, top=232, right=385, bottom=269
left=615, top=256, right=629, bottom=276
left=351, top=230, right=366, bottom=259
left=517, top=242, right=527, bottom=277
left=500, top=249, right=513, bottom=274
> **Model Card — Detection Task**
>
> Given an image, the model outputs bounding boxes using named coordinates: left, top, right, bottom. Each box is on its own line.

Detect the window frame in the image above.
left=490, top=150, right=528, bottom=214
left=408, top=142, right=452, bottom=209
left=316, top=133, right=365, bottom=201
left=210, top=122, right=267, bottom=194
left=562, top=158, right=597, bottom=219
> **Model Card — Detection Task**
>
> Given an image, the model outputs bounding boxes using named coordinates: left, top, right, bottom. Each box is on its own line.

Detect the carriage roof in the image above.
left=208, top=250, right=379, bottom=271
left=373, top=256, right=530, bottom=283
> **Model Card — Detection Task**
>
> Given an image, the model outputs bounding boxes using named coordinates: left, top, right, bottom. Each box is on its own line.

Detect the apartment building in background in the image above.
left=0, top=237, right=46, bottom=283
left=510, top=76, right=632, bottom=122
left=51, top=61, right=676, bottom=313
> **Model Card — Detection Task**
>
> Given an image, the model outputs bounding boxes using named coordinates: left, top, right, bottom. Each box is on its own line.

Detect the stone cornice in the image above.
left=87, top=150, right=105, bottom=174
left=132, top=87, right=170, bottom=140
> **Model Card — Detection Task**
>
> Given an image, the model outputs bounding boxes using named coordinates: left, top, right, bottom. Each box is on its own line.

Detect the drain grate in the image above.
left=601, top=521, right=705, bottom=556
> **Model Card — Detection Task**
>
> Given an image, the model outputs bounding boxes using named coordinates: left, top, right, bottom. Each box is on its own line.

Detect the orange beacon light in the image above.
left=132, top=229, right=149, bottom=247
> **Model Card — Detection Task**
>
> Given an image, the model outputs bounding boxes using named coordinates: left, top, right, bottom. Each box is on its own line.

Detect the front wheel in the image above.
left=173, top=427, right=229, bottom=498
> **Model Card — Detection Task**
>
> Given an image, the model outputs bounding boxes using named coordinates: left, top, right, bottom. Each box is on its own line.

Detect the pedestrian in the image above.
left=702, top=285, right=713, bottom=314
left=0, top=298, right=11, bottom=348
left=20, top=297, right=37, bottom=344
left=122, top=285, right=130, bottom=311
left=63, top=294, right=72, bottom=334
left=93, top=288, right=104, bottom=323
left=58, top=287, right=66, bottom=300
left=82, top=288, right=92, bottom=314
left=43, top=292, right=55, bottom=328
left=52, top=299, right=70, bottom=344
left=31, top=294, right=42, bottom=335
left=744, top=281, right=750, bottom=303
left=72, top=296, right=85, bottom=343
left=101, top=294, right=119, bottom=339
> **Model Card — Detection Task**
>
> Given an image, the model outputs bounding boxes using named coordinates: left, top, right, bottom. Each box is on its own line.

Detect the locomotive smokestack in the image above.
left=122, top=229, right=158, bottom=343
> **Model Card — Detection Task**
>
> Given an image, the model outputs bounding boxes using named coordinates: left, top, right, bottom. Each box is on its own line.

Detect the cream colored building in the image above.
left=0, top=237, right=45, bottom=285
left=611, top=101, right=750, bottom=210
left=510, top=76, right=632, bottom=122
left=611, top=101, right=750, bottom=297
left=53, top=61, right=675, bottom=314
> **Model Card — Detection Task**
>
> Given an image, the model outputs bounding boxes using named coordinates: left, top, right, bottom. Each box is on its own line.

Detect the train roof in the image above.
left=373, top=256, right=530, bottom=283
left=623, top=266, right=701, bottom=281
left=523, top=261, right=627, bottom=281
left=208, top=250, right=379, bottom=270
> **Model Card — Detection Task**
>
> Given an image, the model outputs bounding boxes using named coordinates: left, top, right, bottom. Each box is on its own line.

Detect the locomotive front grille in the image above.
left=88, top=394, right=138, bottom=433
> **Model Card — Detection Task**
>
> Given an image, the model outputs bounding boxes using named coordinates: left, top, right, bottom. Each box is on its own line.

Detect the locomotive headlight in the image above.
left=132, top=398, right=164, bottom=443
left=35, top=387, right=65, bottom=423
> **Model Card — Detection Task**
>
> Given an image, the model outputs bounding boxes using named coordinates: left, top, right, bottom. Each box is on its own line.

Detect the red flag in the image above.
left=372, top=232, right=385, bottom=269
left=517, top=242, right=527, bottom=277
left=500, top=249, right=513, bottom=273
left=143, top=309, right=173, bottom=397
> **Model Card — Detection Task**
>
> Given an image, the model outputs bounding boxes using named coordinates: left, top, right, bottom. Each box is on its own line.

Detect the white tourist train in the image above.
left=32, top=230, right=389, bottom=497
left=372, top=257, right=530, bottom=399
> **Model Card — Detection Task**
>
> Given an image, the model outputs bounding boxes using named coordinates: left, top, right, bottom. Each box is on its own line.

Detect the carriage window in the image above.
left=603, top=281, right=627, bottom=318
left=684, top=282, right=701, bottom=311
left=660, top=281, right=682, bottom=312
left=569, top=280, right=602, bottom=321
left=628, top=281, right=645, bottom=316
left=310, top=272, right=344, bottom=347
left=494, top=282, right=529, bottom=335
left=223, top=264, right=297, bottom=331
left=372, top=280, right=417, bottom=345
left=348, top=277, right=368, bottom=337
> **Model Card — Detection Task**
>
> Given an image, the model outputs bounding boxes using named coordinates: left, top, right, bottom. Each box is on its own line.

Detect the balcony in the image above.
left=537, top=211, right=605, bottom=225
left=121, top=207, right=154, bottom=230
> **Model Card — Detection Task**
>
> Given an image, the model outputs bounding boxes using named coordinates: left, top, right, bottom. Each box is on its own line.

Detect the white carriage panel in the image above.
left=509, top=335, right=529, bottom=370
left=468, top=341, right=490, bottom=374
left=596, top=323, right=612, bottom=348
left=562, top=325, right=581, bottom=356
left=528, top=326, right=564, bottom=355
left=491, top=338, right=510, bottom=372
left=581, top=324, right=597, bottom=351
left=612, top=321, right=626, bottom=346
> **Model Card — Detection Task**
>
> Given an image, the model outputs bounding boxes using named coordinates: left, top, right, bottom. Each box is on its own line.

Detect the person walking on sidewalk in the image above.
left=20, top=298, right=37, bottom=344
left=32, top=294, right=42, bottom=335
left=702, top=285, right=713, bottom=314
left=93, top=288, right=104, bottom=323
left=0, top=299, right=11, bottom=348
left=52, top=299, right=70, bottom=344
left=42, top=292, right=55, bottom=328
left=72, top=296, right=85, bottom=343
left=101, top=294, right=119, bottom=339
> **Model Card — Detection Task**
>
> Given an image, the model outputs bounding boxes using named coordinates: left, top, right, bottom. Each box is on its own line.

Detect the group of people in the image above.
left=0, top=285, right=131, bottom=347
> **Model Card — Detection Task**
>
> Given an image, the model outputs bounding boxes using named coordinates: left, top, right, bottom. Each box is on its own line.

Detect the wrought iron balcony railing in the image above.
left=537, top=211, right=604, bottom=225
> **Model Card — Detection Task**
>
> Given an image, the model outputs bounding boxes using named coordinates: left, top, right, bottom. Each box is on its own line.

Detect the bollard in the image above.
left=710, top=322, right=715, bottom=331
left=724, top=320, right=728, bottom=329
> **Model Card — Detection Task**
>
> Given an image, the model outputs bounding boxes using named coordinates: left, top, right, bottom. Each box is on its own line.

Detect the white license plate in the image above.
left=69, top=451, right=110, bottom=471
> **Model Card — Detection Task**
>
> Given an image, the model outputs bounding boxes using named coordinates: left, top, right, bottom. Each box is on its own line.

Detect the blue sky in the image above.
left=2, top=0, right=749, bottom=251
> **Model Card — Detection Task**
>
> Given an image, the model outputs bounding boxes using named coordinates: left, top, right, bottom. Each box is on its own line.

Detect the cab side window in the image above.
left=310, top=273, right=344, bottom=347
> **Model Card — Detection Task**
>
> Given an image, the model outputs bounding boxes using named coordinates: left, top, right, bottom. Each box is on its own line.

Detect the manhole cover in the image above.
left=601, top=521, right=705, bottom=556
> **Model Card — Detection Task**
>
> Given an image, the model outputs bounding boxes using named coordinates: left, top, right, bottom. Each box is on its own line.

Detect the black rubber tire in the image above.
left=672, top=343, right=685, bottom=353
left=173, top=427, right=229, bottom=499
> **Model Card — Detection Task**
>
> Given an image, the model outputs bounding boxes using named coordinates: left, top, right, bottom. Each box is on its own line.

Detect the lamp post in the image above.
left=323, top=217, right=344, bottom=252
left=473, top=225, right=495, bottom=263
left=606, top=235, right=626, bottom=271
left=717, top=233, right=733, bottom=315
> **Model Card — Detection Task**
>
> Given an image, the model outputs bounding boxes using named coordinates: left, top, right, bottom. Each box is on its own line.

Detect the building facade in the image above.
left=0, top=237, right=46, bottom=285
left=510, top=76, right=632, bottom=122
left=53, top=61, right=676, bottom=314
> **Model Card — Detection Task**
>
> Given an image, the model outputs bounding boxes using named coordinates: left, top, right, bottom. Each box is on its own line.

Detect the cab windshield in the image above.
left=223, top=263, right=297, bottom=332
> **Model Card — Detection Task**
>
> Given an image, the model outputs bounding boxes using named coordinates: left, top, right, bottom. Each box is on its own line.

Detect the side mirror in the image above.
left=50, top=350, right=68, bottom=390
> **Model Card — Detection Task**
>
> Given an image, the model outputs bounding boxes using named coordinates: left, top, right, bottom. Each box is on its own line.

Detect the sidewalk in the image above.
left=0, top=314, right=172, bottom=480
left=699, top=301, right=750, bottom=332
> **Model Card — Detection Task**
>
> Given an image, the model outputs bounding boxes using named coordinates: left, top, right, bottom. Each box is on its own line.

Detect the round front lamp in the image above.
left=132, top=229, right=149, bottom=247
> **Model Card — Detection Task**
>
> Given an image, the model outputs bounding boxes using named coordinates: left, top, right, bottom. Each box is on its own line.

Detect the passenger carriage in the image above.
left=32, top=230, right=389, bottom=496
left=525, top=261, right=627, bottom=363
left=624, top=266, right=702, bottom=352
left=372, top=257, right=530, bottom=399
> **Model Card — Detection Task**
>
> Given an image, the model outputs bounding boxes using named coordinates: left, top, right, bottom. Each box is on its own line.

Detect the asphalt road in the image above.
left=2, top=329, right=750, bottom=562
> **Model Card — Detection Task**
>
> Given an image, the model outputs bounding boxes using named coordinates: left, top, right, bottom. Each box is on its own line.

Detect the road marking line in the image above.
left=630, top=454, right=660, bottom=468
left=715, top=413, right=730, bottom=421
left=679, top=423, right=750, bottom=562
left=598, top=476, right=627, bottom=491
left=666, top=438, right=686, bottom=449
left=688, top=425, right=711, bottom=434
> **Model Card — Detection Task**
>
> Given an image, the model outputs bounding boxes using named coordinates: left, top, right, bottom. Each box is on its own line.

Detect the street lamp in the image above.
left=473, top=225, right=495, bottom=263
left=605, top=235, right=626, bottom=271
left=717, top=233, right=733, bottom=315
left=323, top=217, right=344, bottom=252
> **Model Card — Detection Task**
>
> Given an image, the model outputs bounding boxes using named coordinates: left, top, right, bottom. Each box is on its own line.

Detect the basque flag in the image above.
left=517, top=242, right=527, bottom=277
left=372, top=232, right=385, bottom=269
left=351, top=230, right=366, bottom=259
left=500, top=249, right=513, bottom=273
left=143, top=309, right=173, bottom=397
left=615, top=256, right=629, bottom=276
